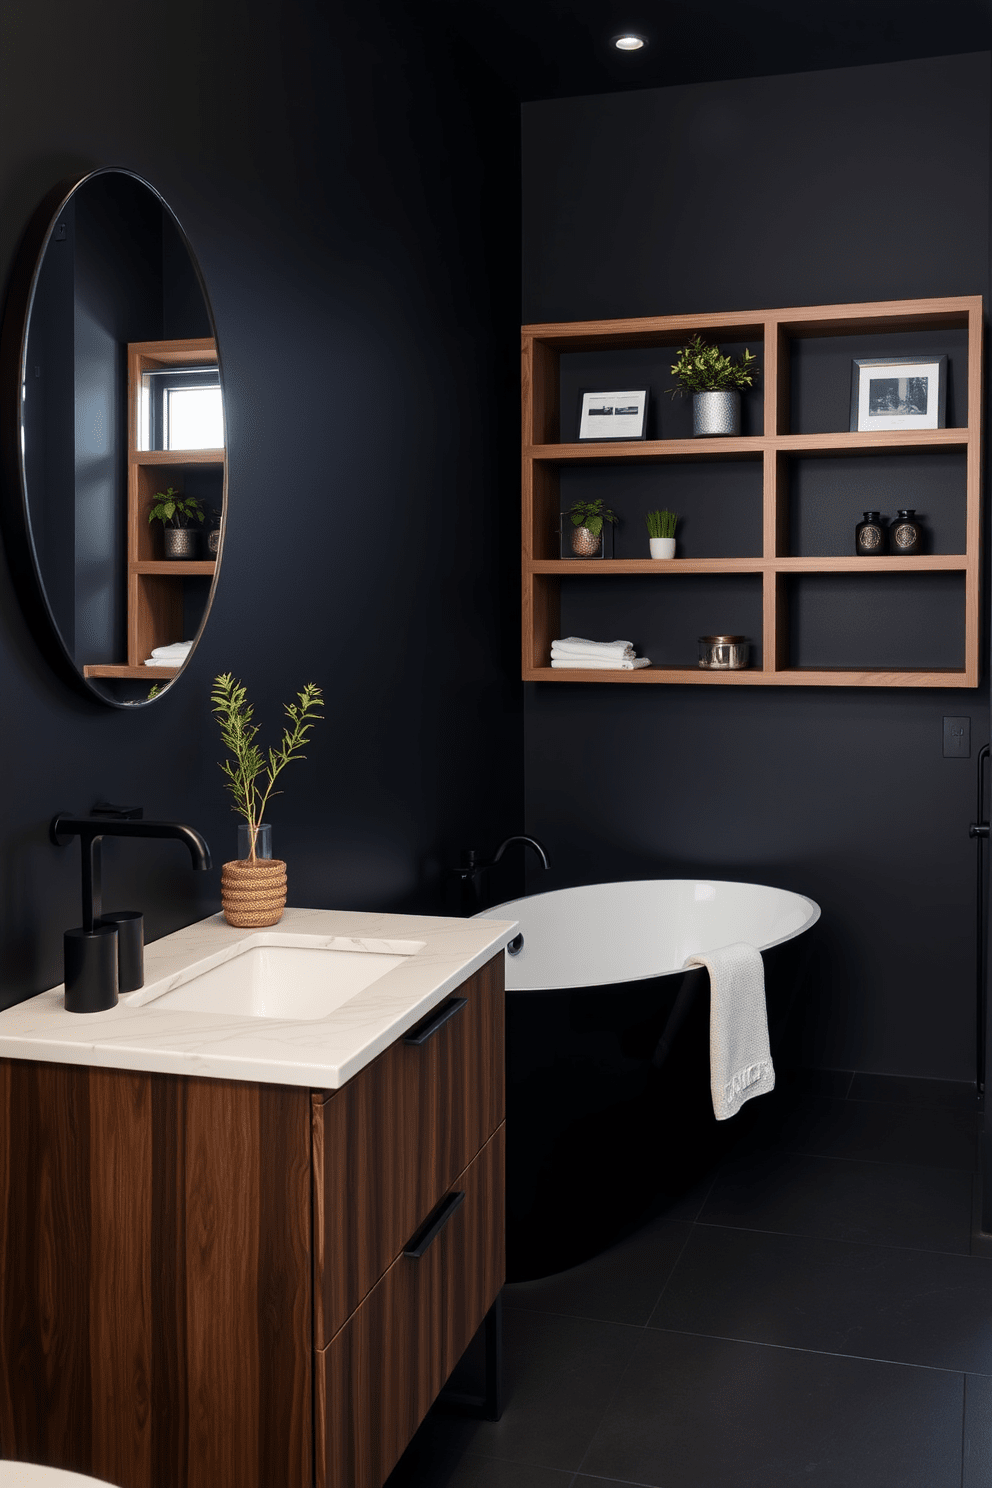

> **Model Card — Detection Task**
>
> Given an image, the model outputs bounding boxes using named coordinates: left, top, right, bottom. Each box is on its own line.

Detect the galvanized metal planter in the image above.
left=692, top=389, right=741, bottom=437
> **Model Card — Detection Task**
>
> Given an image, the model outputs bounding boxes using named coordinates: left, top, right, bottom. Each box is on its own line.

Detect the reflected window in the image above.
left=140, top=366, right=223, bottom=450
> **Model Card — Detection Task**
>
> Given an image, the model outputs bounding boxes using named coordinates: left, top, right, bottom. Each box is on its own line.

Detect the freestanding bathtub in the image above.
left=479, top=879, right=820, bottom=1280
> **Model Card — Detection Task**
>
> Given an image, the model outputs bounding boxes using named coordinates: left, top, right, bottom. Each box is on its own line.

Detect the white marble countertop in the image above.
left=0, top=907, right=517, bottom=1089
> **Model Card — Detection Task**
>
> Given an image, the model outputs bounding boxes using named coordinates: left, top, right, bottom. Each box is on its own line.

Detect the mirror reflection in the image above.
left=14, top=169, right=225, bottom=706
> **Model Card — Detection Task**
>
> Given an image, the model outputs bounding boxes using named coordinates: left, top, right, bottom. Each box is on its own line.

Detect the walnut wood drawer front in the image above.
left=311, top=953, right=504, bottom=1345
left=315, top=1124, right=505, bottom=1488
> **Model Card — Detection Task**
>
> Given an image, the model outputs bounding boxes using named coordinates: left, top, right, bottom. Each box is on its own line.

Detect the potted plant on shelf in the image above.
left=565, top=498, right=619, bottom=558
left=646, top=509, right=678, bottom=559
left=211, top=673, right=324, bottom=926
left=148, top=487, right=206, bottom=559
left=668, top=335, right=759, bottom=437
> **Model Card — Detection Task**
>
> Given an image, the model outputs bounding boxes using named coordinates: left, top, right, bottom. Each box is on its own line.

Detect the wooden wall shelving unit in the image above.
left=83, top=337, right=223, bottom=682
left=521, top=297, right=984, bottom=687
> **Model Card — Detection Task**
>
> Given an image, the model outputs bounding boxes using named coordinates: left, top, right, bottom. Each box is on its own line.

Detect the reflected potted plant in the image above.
left=565, top=498, right=618, bottom=558
left=646, top=509, right=678, bottom=559
left=668, top=335, right=759, bottom=437
left=148, top=487, right=205, bottom=558
left=211, top=673, right=324, bottom=926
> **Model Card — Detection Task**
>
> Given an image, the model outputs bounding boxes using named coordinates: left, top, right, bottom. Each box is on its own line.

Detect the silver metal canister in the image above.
left=698, top=635, right=749, bottom=669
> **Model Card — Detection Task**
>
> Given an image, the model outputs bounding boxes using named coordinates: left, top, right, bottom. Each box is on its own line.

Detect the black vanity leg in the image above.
left=436, top=1294, right=504, bottom=1421
left=480, top=1292, right=503, bottom=1421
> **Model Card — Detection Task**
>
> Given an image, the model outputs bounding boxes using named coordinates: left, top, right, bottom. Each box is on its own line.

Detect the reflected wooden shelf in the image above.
left=132, top=449, right=224, bottom=466
left=125, top=337, right=224, bottom=675
left=131, top=560, right=216, bottom=576
left=83, top=664, right=180, bottom=680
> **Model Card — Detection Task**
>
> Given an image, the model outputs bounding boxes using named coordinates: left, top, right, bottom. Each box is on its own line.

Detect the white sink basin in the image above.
left=127, top=932, right=426, bottom=1022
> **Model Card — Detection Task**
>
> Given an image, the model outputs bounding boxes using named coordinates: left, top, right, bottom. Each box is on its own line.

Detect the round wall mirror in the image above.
left=0, top=168, right=226, bottom=708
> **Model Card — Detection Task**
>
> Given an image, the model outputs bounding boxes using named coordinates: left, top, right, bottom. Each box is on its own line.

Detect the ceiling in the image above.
left=438, top=0, right=992, bottom=100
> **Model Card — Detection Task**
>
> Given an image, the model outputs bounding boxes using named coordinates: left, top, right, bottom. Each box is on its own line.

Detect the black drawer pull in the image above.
left=403, top=1190, right=465, bottom=1259
left=403, top=996, right=467, bottom=1046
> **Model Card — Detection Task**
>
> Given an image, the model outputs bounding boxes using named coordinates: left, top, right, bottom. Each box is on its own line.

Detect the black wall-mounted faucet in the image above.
left=455, top=835, right=550, bottom=916
left=50, top=807, right=212, bottom=1014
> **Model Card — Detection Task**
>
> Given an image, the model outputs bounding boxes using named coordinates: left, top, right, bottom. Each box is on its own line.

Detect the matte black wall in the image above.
left=521, top=53, right=991, bottom=1079
left=0, top=0, right=522, bottom=1009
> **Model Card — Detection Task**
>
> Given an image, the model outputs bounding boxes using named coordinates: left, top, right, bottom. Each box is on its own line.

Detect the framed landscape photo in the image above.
left=850, top=356, right=947, bottom=433
left=577, top=388, right=648, bottom=441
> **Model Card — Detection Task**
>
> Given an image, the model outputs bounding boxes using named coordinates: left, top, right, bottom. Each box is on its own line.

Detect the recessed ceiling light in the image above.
left=614, top=34, right=646, bottom=50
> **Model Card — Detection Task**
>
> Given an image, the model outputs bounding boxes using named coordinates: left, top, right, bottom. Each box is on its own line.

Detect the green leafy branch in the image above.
left=211, top=673, right=324, bottom=860
left=668, top=336, right=759, bottom=397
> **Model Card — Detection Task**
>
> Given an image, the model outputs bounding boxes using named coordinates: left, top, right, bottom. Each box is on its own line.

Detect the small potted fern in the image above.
left=646, top=509, right=678, bottom=559
left=669, top=335, right=759, bottom=437
left=211, top=673, right=324, bottom=926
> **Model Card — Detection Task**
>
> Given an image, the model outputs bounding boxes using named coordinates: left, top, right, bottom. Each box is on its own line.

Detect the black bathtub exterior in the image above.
left=504, top=933, right=812, bottom=1281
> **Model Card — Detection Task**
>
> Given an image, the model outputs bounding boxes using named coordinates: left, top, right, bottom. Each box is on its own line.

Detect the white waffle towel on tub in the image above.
left=684, top=942, right=775, bottom=1120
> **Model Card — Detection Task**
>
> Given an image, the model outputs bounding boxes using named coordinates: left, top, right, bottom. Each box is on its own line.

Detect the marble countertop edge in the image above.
left=0, top=907, right=518, bottom=1089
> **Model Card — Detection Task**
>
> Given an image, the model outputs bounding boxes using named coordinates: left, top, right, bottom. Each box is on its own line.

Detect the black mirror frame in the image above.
left=0, top=166, right=226, bottom=709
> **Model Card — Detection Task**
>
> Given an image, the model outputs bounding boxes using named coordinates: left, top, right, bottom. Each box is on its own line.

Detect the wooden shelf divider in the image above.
left=522, top=295, right=983, bottom=688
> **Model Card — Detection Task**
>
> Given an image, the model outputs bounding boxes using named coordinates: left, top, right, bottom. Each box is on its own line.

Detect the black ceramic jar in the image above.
left=855, top=512, right=886, bottom=556
left=890, top=509, right=923, bottom=555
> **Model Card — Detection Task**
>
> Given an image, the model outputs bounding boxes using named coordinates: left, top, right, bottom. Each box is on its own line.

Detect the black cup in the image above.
left=97, top=910, right=145, bottom=993
left=64, top=924, right=119, bottom=1013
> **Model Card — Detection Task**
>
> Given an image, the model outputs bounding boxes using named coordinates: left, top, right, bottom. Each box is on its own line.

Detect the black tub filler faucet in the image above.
left=455, top=834, right=550, bottom=917
left=50, top=805, right=211, bottom=1014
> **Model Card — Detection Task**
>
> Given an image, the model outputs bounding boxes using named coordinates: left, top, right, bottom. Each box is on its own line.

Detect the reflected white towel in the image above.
left=684, top=942, right=774, bottom=1120
left=144, top=641, right=191, bottom=667
left=552, top=637, right=635, bottom=659
left=551, top=657, right=651, bottom=670
left=151, top=641, right=191, bottom=659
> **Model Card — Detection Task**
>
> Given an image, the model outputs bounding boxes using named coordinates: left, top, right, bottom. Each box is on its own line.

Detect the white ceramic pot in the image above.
left=649, top=537, right=676, bottom=560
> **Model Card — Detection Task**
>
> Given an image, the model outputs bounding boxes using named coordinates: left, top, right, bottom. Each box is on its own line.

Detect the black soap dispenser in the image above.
left=855, top=511, right=886, bottom=555
left=890, top=509, right=923, bottom=555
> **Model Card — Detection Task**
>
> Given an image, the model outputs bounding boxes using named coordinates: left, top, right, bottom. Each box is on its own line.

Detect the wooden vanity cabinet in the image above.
left=0, top=953, right=505, bottom=1488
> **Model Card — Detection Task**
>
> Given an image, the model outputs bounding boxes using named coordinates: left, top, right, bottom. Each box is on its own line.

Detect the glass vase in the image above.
left=237, top=822, right=272, bottom=862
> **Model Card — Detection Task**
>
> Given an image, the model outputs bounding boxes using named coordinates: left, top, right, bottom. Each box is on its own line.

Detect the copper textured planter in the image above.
left=221, top=857, right=287, bottom=927
left=570, top=524, right=601, bottom=557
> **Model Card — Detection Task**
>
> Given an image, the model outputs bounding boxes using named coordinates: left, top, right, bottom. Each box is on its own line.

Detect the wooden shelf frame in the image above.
left=81, top=337, right=224, bottom=681
left=521, top=296, right=984, bottom=687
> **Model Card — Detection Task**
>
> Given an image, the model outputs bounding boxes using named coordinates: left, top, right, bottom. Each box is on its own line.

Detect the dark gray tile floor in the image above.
left=387, top=1072, right=988, bottom=1488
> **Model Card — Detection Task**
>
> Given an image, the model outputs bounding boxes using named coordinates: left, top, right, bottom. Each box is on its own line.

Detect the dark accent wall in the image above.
left=521, top=53, right=991, bottom=1080
left=0, top=0, right=522, bottom=1010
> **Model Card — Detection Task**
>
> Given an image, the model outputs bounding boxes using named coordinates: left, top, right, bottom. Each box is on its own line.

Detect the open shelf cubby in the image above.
left=522, top=297, right=983, bottom=687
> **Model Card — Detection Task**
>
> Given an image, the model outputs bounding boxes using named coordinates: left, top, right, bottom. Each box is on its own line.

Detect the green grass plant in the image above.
left=646, top=509, right=678, bottom=539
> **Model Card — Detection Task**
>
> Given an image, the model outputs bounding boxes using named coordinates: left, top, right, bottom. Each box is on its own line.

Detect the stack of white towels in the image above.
left=143, top=640, right=193, bottom=668
left=550, top=636, right=651, bottom=670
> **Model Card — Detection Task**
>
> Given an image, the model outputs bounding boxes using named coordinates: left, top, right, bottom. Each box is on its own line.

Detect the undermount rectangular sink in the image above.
left=128, top=933, right=426, bottom=1022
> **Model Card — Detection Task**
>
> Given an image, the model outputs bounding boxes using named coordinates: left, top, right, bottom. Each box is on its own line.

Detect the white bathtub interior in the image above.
left=480, top=879, right=820, bottom=991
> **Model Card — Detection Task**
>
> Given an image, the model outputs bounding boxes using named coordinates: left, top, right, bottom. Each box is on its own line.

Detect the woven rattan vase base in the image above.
left=221, top=858, right=287, bottom=928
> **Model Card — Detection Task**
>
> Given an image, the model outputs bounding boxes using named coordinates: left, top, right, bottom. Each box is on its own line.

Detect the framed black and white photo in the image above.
left=577, top=388, right=648, bottom=441
left=850, top=356, right=947, bottom=433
